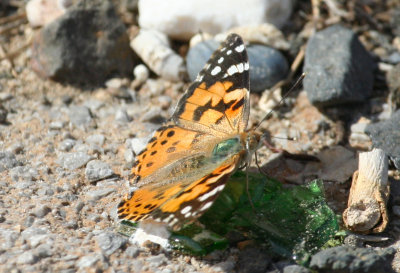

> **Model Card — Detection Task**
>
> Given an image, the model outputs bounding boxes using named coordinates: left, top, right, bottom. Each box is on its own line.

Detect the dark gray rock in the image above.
left=309, top=246, right=396, bottom=273
left=30, top=0, right=134, bottom=86
left=303, top=25, right=375, bottom=107
left=0, top=151, right=22, bottom=172
left=186, top=40, right=288, bottom=93
left=0, top=104, right=7, bottom=123
left=236, top=247, right=271, bottom=273
left=365, top=110, right=400, bottom=170
left=186, top=39, right=219, bottom=82
left=95, top=232, right=127, bottom=256
left=85, top=160, right=114, bottom=182
left=247, top=44, right=288, bottom=92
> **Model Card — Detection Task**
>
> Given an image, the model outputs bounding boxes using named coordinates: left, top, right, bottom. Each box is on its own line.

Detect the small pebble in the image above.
left=33, top=204, right=51, bottom=218
left=58, top=139, right=76, bottom=152
left=115, top=109, right=131, bottom=123
left=85, top=160, right=114, bottom=182
left=57, top=152, right=93, bottom=170
left=133, top=64, right=150, bottom=84
left=68, top=105, right=93, bottom=127
left=86, top=134, right=105, bottom=146
left=17, top=251, right=38, bottom=265
left=77, top=254, right=101, bottom=269
left=86, top=188, right=115, bottom=201
left=96, top=232, right=128, bottom=256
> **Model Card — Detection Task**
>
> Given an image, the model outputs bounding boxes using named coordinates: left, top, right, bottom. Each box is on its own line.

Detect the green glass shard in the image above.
left=118, top=171, right=339, bottom=262
left=198, top=171, right=339, bottom=263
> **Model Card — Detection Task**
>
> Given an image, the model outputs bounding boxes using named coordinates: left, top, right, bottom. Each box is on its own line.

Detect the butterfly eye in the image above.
left=212, top=138, right=241, bottom=161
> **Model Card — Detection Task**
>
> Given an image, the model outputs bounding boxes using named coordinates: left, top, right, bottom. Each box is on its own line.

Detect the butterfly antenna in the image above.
left=254, top=72, right=306, bottom=130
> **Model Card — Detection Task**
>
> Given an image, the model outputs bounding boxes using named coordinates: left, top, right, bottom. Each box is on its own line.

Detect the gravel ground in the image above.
left=2, top=1, right=400, bottom=272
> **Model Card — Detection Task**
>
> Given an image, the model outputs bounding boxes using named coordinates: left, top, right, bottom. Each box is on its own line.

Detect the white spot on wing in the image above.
left=221, top=47, right=226, bottom=52
left=200, top=201, right=213, bottom=211
left=226, top=50, right=232, bottom=55
left=181, top=206, right=192, bottom=214
left=227, top=65, right=239, bottom=76
left=218, top=57, right=224, bottom=64
left=211, top=66, right=221, bottom=75
left=184, top=212, right=192, bottom=218
left=235, top=44, right=245, bottom=52
left=237, top=63, right=244, bottom=73
left=198, top=184, right=225, bottom=202
left=244, top=62, right=249, bottom=70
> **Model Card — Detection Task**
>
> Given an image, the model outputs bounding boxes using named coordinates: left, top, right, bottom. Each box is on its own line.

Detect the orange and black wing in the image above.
left=172, top=33, right=250, bottom=135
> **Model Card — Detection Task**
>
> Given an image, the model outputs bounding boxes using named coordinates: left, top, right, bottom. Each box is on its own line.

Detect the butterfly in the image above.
left=118, top=33, right=261, bottom=231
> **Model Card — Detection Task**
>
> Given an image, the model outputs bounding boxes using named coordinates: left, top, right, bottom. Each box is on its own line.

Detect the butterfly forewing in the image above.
left=172, top=34, right=250, bottom=134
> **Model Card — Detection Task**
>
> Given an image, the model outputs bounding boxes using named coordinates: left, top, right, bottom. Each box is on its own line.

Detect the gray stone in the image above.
left=9, top=166, right=39, bottom=182
left=146, top=254, right=167, bottom=267
left=124, top=149, right=134, bottom=163
left=126, top=137, right=149, bottom=155
left=68, top=105, right=93, bottom=127
left=17, top=251, right=38, bottom=265
left=303, top=25, right=375, bottom=107
left=57, top=152, right=93, bottom=170
left=87, top=187, right=115, bottom=201
left=125, top=246, right=140, bottom=258
left=85, top=160, right=114, bottom=182
left=30, top=0, right=134, bottom=86
left=283, top=265, right=311, bottom=273
left=0, top=151, right=22, bottom=172
left=310, top=246, right=396, bottom=273
left=21, top=227, right=47, bottom=242
left=33, top=204, right=51, bottom=218
left=96, top=232, right=128, bottom=256
left=86, top=134, right=105, bottom=146
left=77, top=254, right=101, bottom=269
left=0, top=228, right=20, bottom=248
left=365, top=110, right=400, bottom=171
left=49, top=121, right=65, bottom=130
left=115, top=109, right=131, bottom=123
left=34, top=244, right=53, bottom=258
left=27, top=234, right=49, bottom=248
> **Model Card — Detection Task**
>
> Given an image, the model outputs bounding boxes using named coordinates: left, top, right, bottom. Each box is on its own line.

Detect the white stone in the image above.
left=131, top=220, right=171, bottom=248
left=26, top=0, right=72, bottom=27
left=138, top=0, right=294, bottom=40
left=133, top=64, right=150, bottom=84
left=130, top=29, right=185, bottom=81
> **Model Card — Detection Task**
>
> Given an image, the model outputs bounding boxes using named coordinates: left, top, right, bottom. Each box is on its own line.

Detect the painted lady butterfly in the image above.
left=118, top=34, right=261, bottom=230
